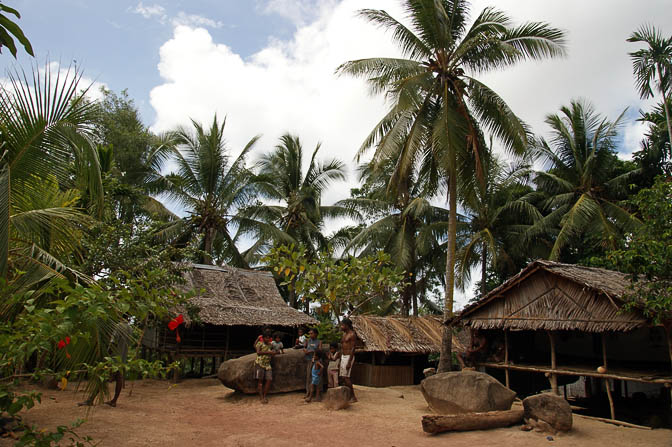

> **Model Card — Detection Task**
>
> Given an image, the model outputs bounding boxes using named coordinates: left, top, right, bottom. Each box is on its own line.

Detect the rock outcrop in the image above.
left=420, top=371, right=516, bottom=414
left=323, top=386, right=352, bottom=410
left=218, top=348, right=308, bottom=394
left=522, top=393, right=572, bottom=433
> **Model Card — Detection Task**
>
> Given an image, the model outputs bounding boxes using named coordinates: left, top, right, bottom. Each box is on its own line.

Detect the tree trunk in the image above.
left=658, top=68, right=672, bottom=151
left=438, top=169, right=457, bottom=372
left=481, top=243, right=487, bottom=297
left=203, top=227, right=215, bottom=265
left=289, top=278, right=297, bottom=308
left=422, top=409, right=524, bottom=434
left=401, top=275, right=412, bottom=317
left=412, top=273, right=418, bottom=317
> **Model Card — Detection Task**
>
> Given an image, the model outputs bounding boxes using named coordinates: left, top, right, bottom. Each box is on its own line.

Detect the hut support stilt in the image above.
left=224, top=326, right=230, bottom=361
left=547, top=331, right=558, bottom=395
left=504, top=331, right=510, bottom=388
left=602, top=334, right=615, bottom=419
left=664, top=322, right=672, bottom=408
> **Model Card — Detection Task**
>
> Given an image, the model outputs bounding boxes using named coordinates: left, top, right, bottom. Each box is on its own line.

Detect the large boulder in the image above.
left=420, top=370, right=516, bottom=414
left=523, top=393, right=572, bottom=432
left=218, top=348, right=308, bottom=394
left=323, top=386, right=352, bottom=410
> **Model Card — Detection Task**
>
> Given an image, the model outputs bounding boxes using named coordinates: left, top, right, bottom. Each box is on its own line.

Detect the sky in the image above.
left=2, top=0, right=671, bottom=307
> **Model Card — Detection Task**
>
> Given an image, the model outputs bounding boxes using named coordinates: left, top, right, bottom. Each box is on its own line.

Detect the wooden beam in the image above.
left=548, top=331, right=558, bottom=395
left=476, top=362, right=672, bottom=384
left=574, top=414, right=651, bottom=430
left=504, top=330, right=510, bottom=388
left=602, top=334, right=615, bottom=420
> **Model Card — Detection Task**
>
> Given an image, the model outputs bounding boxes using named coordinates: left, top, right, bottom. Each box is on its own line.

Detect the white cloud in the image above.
left=148, top=0, right=672, bottom=309
left=260, top=0, right=336, bottom=26
left=132, top=2, right=166, bottom=20
left=171, top=12, right=225, bottom=29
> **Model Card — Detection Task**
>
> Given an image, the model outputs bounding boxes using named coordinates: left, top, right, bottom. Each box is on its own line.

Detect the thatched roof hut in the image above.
left=181, top=264, right=317, bottom=327
left=351, top=315, right=465, bottom=354
left=454, top=259, right=648, bottom=332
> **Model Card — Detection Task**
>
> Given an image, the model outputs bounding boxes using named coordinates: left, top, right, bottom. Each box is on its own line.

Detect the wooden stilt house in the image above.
left=350, top=315, right=465, bottom=387
left=142, top=264, right=316, bottom=375
left=451, top=260, right=672, bottom=422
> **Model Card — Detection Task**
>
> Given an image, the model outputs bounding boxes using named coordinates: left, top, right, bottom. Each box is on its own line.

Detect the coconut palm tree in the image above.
left=246, top=134, right=348, bottom=256
left=338, top=155, right=449, bottom=316
left=526, top=100, right=641, bottom=261
left=628, top=25, right=672, bottom=151
left=337, top=0, right=566, bottom=371
left=456, top=151, right=540, bottom=297
left=156, top=116, right=260, bottom=266
left=0, top=65, right=101, bottom=290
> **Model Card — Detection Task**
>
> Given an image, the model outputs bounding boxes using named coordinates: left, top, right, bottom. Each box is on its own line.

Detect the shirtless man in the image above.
left=339, top=318, right=357, bottom=402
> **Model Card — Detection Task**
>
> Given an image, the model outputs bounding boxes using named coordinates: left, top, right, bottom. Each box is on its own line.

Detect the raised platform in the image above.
left=477, top=361, right=672, bottom=384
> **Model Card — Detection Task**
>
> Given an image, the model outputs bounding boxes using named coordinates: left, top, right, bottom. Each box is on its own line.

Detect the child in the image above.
left=294, top=327, right=307, bottom=348
left=305, top=349, right=324, bottom=403
left=327, top=342, right=341, bottom=388
left=271, top=332, right=284, bottom=354
left=254, top=329, right=277, bottom=404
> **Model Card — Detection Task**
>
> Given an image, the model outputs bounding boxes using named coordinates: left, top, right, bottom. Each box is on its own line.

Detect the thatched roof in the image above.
left=351, top=315, right=465, bottom=354
left=180, top=264, right=316, bottom=327
left=453, top=260, right=648, bottom=332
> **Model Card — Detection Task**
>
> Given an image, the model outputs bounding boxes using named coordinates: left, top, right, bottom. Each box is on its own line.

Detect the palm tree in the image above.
left=247, top=134, right=348, bottom=255
left=157, top=116, right=260, bottom=266
left=0, top=65, right=101, bottom=290
left=339, top=155, right=449, bottom=316
left=527, top=100, right=641, bottom=261
left=337, top=0, right=566, bottom=371
left=0, top=3, right=33, bottom=58
left=628, top=25, right=672, bottom=151
left=456, top=151, right=539, bottom=297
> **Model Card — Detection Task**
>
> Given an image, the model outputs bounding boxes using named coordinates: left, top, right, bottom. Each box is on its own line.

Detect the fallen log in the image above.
left=422, top=409, right=524, bottom=434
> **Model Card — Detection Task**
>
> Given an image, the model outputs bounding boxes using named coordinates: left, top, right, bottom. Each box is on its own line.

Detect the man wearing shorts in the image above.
left=339, top=318, right=357, bottom=402
left=255, top=329, right=277, bottom=404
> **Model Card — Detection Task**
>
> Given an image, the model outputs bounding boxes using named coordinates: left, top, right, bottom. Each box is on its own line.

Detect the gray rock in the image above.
left=323, top=386, right=352, bottom=410
left=420, top=370, right=516, bottom=414
left=523, top=393, right=572, bottom=432
left=218, top=348, right=308, bottom=394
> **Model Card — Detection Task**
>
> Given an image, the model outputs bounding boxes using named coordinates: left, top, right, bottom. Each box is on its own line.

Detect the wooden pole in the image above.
left=224, top=326, right=230, bottom=361
left=547, top=331, right=558, bottom=395
left=665, top=322, right=672, bottom=407
left=602, top=334, right=615, bottom=420
left=504, top=331, right=510, bottom=388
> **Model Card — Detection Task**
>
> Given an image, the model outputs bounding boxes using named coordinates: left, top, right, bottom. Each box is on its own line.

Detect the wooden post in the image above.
left=504, top=331, right=510, bottom=388
left=211, top=356, right=217, bottom=375
left=224, top=326, right=230, bottom=361
left=547, top=331, right=558, bottom=395
left=664, top=322, right=672, bottom=408
left=602, top=334, right=616, bottom=420
left=199, top=357, right=204, bottom=376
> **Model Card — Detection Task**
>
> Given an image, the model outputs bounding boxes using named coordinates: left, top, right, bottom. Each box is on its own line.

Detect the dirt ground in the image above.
left=3, top=379, right=671, bottom=447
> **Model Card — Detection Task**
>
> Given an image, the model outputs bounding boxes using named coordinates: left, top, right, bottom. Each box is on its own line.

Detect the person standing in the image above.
left=255, top=329, right=277, bottom=404
left=339, top=318, right=357, bottom=402
left=327, top=342, right=341, bottom=388
left=302, top=328, right=322, bottom=397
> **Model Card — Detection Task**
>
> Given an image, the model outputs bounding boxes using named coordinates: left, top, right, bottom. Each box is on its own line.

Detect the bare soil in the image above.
left=3, top=379, right=671, bottom=446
